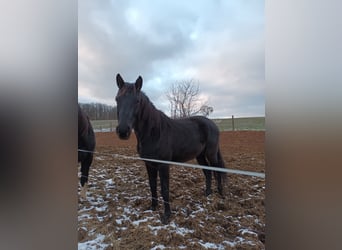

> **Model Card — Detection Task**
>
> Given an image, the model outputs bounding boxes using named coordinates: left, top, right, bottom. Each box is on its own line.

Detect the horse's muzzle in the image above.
left=116, top=125, right=131, bottom=140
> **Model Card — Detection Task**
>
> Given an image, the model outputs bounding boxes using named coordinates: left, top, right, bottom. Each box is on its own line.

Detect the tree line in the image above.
left=79, top=103, right=117, bottom=120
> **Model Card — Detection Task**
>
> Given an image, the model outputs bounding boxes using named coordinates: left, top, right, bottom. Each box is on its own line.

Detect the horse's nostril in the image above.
left=116, top=125, right=131, bottom=139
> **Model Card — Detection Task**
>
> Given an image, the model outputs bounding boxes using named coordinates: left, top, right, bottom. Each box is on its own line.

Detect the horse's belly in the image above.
left=172, top=144, right=204, bottom=162
left=139, top=133, right=204, bottom=163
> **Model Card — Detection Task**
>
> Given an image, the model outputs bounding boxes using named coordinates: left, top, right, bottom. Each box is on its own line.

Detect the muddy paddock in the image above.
left=78, top=131, right=265, bottom=249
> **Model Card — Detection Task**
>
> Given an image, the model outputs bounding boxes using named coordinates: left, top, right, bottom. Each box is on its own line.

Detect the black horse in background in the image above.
left=115, top=74, right=226, bottom=224
left=78, top=104, right=96, bottom=198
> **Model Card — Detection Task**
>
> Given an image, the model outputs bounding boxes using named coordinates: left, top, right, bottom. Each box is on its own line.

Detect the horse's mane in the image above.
left=136, top=91, right=170, bottom=135
left=139, top=92, right=161, bottom=122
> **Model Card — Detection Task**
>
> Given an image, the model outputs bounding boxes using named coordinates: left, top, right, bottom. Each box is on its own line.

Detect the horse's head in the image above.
left=115, top=73, right=143, bottom=140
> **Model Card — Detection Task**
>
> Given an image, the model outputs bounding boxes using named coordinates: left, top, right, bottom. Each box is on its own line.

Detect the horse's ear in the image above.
left=135, top=76, right=143, bottom=91
left=116, top=74, right=124, bottom=89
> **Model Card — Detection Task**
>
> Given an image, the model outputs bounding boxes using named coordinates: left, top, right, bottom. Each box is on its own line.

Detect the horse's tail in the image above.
left=214, top=149, right=227, bottom=184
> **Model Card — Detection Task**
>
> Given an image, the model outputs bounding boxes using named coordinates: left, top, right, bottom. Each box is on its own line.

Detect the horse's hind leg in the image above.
left=216, top=149, right=226, bottom=196
left=214, top=171, right=223, bottom=196
left=197, top=153, right=212, bottom=196
left=146, top=164, right=158, bottom=210
left=207, top=149, right=225, bottom=196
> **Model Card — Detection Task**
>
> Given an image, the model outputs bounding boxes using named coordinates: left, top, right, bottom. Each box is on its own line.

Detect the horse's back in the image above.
left=189, top=116, right=219, bottom=130
left=165, top=116, right=219, bottom=162
left=188, top=116, right=220, bottom=138
left=170, top=115, right=219, bottom=142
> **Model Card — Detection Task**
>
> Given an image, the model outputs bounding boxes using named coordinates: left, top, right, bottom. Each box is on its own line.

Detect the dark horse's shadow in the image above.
left=115, top=74, right=226, bottom=224
left=78, top=104, right=96, bottom=199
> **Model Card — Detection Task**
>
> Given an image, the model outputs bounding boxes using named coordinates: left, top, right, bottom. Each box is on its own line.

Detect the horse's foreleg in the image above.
left=146, top=164, right=158, bottom=210
left=80, top=158, right=91, bottom=199
left=80, top=152, right=94, bottom=183
left=80, top=165, right=88, bottom=199
left=159, top=165, right=171, bottom=224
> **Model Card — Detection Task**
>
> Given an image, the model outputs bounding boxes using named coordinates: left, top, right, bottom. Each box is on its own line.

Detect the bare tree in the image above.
left=196, top=105, right=214, bottom=117
left=166, top=79, right=213, bottom=118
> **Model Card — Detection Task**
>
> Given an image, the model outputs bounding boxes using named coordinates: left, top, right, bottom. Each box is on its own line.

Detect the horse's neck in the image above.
left=134, top=95, right=162, bottom=141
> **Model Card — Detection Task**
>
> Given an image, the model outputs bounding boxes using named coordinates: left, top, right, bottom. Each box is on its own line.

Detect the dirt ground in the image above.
left=78, top=131, right=265, bottom=249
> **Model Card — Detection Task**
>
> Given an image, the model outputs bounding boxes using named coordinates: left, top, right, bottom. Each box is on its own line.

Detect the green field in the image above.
left=211, top=117, right=265, bottom=131
left=90, top=117, right=265, bottom=132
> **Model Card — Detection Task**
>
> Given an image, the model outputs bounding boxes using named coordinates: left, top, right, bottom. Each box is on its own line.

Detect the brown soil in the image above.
left=78, top=131, right=265, bottom=249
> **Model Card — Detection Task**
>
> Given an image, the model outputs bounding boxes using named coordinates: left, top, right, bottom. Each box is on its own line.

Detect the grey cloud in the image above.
left=78, top=0, right=265, bottom=117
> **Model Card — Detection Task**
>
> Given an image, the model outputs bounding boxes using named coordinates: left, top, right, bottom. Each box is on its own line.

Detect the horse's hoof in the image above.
left=80, top=184, right=87, bottom=199
left=161, top=214, right=170, bottom=224
left=205, top=189, right=212, bottom=196
left=147, top=205, right=157, bottom=211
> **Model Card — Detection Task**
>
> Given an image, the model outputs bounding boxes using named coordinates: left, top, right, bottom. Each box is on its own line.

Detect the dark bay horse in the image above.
left=115, top=74, right=226, bottom=224
left=78, top=104, right=96, bottom=198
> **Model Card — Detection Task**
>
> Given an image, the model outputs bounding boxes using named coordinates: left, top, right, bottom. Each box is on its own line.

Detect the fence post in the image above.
left=232, top=115, right=235, bottom=131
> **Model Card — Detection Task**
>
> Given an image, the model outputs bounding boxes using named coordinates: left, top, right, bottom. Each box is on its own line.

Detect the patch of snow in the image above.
left=151, top=244, right=166, bottom=250
left=148, top=221, right=194, bottom=237
left=222, top=240, right=236, bottom=247
left=198, top=241, right=226, bottom=249
left=95, top=174, right=106, bottom=179
left=132, top=217, right=154, bottom=226
left=115, top=214, right=130, bottom=225
left=78, top=214, right=93, bottom=220
left=104, top=178, right=114, bottom=185
left=234, top=236, right=257, bottom=246
left=148, top=225, right=165, bottom=236
left=175, top=225, right=194, bottom=236
left=96, top=214, right=107, bottom=222
left=78, top=234, right=109, bottom=250
left=79, top=206, right=94, bottom=212
left=95, top=205, right=107, bottom=212
left=238, top=229, right=258, bottom=237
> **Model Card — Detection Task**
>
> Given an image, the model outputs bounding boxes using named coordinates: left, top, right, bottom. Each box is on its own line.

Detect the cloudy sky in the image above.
left=78, top=0, right=264, bottom=118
